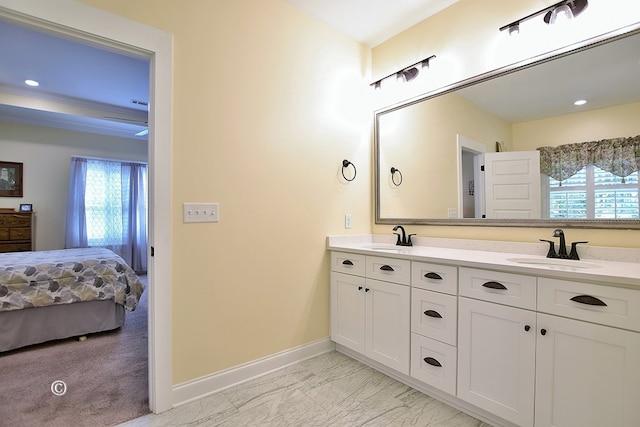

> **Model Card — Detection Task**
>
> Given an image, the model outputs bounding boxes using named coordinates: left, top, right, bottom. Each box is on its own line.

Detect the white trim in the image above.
left=172, top=338, right=335, bottom=407
left=0, top=0, right=174, bottom=413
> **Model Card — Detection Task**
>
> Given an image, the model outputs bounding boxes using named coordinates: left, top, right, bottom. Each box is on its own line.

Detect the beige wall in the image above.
left=79, top=0, right=371, bottom=384
left=513, top=101, right=640, bottom=150
left=371, top=0, right=640, bottom=247
left=0, top=121, right=147, bottom=250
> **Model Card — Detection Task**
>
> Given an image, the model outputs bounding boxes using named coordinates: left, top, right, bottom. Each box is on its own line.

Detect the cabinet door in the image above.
left=365, top=278, right=410, bottom=374
left=330, top=272, right=365, bottom=353
left=535, top=313, right=640, bottom=427
left=458, top=297, right=536, bottom=427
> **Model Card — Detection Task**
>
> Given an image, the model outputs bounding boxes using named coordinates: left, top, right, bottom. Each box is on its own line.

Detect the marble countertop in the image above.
left=327, top=235, right=640, bottom=288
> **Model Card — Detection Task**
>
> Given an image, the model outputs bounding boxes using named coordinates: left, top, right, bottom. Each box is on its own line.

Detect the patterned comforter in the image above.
left=0, top=248, right=144, bottom=312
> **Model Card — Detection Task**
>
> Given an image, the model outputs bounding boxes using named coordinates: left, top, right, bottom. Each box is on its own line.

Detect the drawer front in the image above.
left=411, top=262, right=458, bottom=295
left=538, top=277, right=640, bottom=332
left=366, top=255, right=411, bottom=285
left=0, top=228, right=8, bottom=240
left=411, top=288, right=457, bottom=345
left=411, top=333, right=457, bottom=396
left=331, top=252, right=366, bottom=276
left=0, top=242, right=32, bottom=253
left=459, top=267, right=536, bottom=310
left=9, top=227, right=30, bottom=240
left=0, top=214, right=31, bottom=227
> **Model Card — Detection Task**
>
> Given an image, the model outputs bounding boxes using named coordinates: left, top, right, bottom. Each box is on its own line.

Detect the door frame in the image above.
left=456, top=134, right=486, bottom=219
left=0, top=0, right=174, bottom=413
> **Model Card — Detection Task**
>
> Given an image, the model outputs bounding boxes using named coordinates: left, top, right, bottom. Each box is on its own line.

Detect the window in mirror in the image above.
left=547, top=167, right=639, bottom=219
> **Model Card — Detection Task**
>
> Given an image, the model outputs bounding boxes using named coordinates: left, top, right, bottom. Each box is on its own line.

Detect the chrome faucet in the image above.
left=392, top=225, right=415, bottom=246
left=540, top=229, right=588, bottom=260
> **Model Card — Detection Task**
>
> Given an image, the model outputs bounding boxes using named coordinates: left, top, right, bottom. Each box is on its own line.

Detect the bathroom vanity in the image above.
left=327, top=235, right=640, bottom=427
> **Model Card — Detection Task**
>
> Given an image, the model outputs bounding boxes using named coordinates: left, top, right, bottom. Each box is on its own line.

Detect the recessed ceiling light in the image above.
left=574, top=99, right=587, bottom=106
left=24, top=79, right=40, bottom=87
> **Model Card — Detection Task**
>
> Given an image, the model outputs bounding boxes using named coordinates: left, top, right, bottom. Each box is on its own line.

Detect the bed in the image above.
left=0, top=247, right=145, bottom=352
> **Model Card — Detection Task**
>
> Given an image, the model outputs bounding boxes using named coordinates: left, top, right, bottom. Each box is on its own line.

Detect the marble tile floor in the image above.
left=119, top=351, right=493, bottom=427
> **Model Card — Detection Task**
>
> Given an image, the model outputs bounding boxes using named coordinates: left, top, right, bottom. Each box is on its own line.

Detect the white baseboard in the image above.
left=172, top=338, right=335, bottom=407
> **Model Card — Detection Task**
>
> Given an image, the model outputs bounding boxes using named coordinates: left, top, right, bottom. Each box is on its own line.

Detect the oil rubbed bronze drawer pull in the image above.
left=424, top=357, right=442, bottom=367
left=424, top=272, right=443, bottom=280
left=380, top=265, right=395, bottom=272
left=342, top=259, right=354, bottom=266
left=570, top=294, right=607, bottom=307
left=424, top=310, right=443, bottom=318
left=482, top=281, right=507, bottom=290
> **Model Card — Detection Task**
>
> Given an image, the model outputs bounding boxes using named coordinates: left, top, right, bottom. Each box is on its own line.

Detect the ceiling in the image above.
left=284, top=0, right=459, bottom=47
left=0, top=17, right=150, bottom=140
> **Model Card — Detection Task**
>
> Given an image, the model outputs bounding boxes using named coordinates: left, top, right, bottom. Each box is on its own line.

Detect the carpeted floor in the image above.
left=0, top=277, right=149, bottom=426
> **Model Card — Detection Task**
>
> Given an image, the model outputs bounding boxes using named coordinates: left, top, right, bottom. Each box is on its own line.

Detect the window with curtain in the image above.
left=65, top=157, right=148, bottom=273
left=539, top=136, right=640, bottom=220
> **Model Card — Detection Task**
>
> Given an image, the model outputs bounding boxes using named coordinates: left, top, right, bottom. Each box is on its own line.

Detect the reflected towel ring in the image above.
left=342, top=159, right=357, bottom=182
left=390, top=167, right=403, bottom=186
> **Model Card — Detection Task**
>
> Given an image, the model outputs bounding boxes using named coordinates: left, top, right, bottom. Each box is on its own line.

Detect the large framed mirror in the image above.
left=375, top=26, right=640, bottom=229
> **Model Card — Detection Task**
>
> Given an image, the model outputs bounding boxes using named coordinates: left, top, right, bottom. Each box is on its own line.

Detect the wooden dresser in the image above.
left=0, top=211, right=34, bottom=253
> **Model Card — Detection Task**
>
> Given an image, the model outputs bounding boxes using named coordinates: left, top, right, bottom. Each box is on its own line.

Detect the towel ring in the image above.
left=390, top=167, right=403, bottom=186
left=342, top=159, right=356, bottom=182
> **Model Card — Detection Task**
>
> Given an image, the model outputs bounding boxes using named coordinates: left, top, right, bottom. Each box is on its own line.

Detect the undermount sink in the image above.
left=506, top=257, right=601, bottom=269
left=364, top=245, right=406, bottom=252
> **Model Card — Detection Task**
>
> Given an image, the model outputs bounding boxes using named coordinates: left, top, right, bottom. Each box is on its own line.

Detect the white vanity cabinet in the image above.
left=410, top=261, right=459, bottom=395
left=330, top=252, right=410, bottom=375
left=534, top=278, right=640, bottom=427
left=457, top=267, right=537, bottom=427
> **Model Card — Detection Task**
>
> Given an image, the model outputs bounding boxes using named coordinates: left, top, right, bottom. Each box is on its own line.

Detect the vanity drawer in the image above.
left=538, top=278, right=640, bottom=332
left=411, top=333, right=457, bottom=396
left=411, top=262, right=457, bottom=295
left=331, top=252, right=366, bottom=276
left=366, top=255, right=411, bottom=285
left=411, top=288, right=457, bottom=346
left=459, top=267, right=536, bottom=310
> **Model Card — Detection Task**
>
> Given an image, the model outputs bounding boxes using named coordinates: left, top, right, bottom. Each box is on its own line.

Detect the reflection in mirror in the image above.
left=375, top=28, right=640, bottom=229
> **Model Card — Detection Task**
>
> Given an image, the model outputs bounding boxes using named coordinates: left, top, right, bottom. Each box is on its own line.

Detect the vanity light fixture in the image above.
left=370, top=55, right=435, bottom=89
left=24, top=79, right=40, bottom=87
left=499, top=0, right=588, bottom=34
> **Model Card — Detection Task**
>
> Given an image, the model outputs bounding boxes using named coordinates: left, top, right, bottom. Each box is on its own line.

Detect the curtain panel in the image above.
left=65, top=156, right=148, bottom=273
left=538, top=135, right=640, bottom=182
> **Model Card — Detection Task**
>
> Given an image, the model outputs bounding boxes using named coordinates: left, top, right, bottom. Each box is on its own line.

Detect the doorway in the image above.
left=0, top=0, right=173, bottom=413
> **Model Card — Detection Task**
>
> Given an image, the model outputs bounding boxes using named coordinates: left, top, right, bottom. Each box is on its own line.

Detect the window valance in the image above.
left=538, top=135, right=640, bottom=182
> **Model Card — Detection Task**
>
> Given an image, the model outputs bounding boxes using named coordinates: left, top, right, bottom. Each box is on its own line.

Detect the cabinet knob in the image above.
left=540, top=329, right=547, bottom=336
left=358, top=286, right=363, bottom=291
left=380, top=265, right=395, bottom=272
left=424, top=272, right=442, bottom=280
left=524, top=325, right=530, bottom=332
left=482, top=281, right=508, bottom=290
left=424, top=310, right=443, bottom=318
left=365, top=288, right=370, bottom=292
left=423, top=357, right=442, bottom=367
left=342, top=259, right=354, bottom=266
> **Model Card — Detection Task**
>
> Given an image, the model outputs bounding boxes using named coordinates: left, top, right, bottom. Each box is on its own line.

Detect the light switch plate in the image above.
left=183, top=202, right=219, bottom=223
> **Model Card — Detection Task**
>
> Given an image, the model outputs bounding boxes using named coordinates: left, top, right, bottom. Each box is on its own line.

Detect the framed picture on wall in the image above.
left=0, top=161, right=23, bottom=197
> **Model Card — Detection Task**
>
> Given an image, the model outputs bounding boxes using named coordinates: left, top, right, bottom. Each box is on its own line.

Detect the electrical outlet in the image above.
left=183, top=202, right=219, bottom=223
left=345, top=213, right=352, bottom=229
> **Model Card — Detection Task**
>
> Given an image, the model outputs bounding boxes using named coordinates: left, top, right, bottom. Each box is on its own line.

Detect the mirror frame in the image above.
left=375, top=24, right=640, bottom=229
